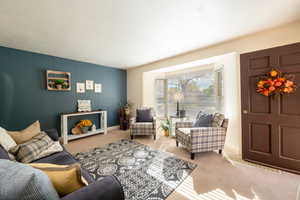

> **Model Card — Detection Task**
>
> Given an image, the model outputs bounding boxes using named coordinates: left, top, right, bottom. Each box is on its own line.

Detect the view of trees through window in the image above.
left=155, top=69, right=224, bottom=119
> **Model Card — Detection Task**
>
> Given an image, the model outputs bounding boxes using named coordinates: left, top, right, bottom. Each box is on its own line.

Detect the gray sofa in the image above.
left=0, top=129, right=124, bottom=200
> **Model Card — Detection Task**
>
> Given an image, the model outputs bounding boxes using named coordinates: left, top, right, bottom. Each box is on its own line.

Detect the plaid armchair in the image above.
left=175, top=118, right=229, bottom=160
left=129, top=109, right=157, bottom=140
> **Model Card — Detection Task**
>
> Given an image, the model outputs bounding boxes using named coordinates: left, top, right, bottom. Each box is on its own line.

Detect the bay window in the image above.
left=154, top=67, right=224, bottom=119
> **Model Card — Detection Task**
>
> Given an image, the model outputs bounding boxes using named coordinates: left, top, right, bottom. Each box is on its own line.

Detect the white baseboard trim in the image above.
left=107, top=125, right=120, bottom=131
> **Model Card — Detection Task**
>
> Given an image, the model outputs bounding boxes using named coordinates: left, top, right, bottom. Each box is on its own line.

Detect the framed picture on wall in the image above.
left=76, top=82, right=85, bottom=93
left=95, top=83, right=102, bottom=93
left=86, top=80, right=94, bottom=90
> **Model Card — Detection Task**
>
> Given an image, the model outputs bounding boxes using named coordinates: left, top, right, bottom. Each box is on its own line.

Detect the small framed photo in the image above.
left=86, top=80, right=94, bottom=90
left=78, top=100, right=91, bottom=112
left=76, top=82, right=85, bottom=93
left=95, top=83, right=102, bottom=93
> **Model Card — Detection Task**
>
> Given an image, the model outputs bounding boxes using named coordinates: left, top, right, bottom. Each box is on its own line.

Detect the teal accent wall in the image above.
left=0, top=46, right=127, bottom=134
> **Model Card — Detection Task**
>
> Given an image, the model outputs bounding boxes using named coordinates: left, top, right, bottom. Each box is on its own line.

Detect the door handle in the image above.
left=243, top=110, right=248, bottom=114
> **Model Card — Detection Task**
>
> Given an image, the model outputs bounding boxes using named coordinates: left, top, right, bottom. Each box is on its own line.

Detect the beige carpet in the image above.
left=65, top=129, right=300, bottom=200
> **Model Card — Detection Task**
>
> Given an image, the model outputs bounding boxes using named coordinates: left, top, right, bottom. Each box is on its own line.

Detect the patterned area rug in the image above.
left=75, top=139, right=197, bottom=200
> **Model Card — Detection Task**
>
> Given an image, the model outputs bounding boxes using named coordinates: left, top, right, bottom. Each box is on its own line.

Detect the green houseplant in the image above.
left=159, top=119, right=171, bottom=137
left=55, top=79, right=65, bottom=90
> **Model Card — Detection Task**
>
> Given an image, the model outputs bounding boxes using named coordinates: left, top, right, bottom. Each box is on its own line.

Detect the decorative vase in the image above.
left=81, top=126, right=89, bottom=133
left=163, top=130, right=169, bottom=137
left=124, top=107, right=130, bottom=116
left=56, top=84, right=62, bottom=90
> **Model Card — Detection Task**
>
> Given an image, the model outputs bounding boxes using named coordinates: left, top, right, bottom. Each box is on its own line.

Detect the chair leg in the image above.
left=153, top=135, right=156, bottom=140
left=131, top=135, right=133, bottom=140
left=176, top=141, right=179, bottom=147
left=219, top=149, right=222, bottom=154
left=191, top=153, right=195, bottom=160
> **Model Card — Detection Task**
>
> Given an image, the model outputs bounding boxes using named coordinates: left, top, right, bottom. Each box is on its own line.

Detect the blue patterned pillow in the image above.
left=0, top=159, right=59, bottom=200
left=193, top=111, right=213, bottom=127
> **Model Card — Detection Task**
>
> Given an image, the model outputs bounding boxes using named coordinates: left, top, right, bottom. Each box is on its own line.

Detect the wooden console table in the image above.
left=61, top=110, right=107, bottom=144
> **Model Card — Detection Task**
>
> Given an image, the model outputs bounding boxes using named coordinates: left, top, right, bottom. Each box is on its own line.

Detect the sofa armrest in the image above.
left=153, top=117, right=157, bottom=129
left=175, top=122, right=193, bottom=129
left=129, top=117, right=136, bottom=127
left=61, top=176, right=124, bottom=200
left=188, top=127, right=227, bottom=152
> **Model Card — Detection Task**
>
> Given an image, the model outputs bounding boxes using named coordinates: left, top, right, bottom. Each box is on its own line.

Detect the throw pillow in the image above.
left=136, top=108, right=153, bottom=122
left=0, top=127, right=17, bottom=151
left=8, top=121, right=41, bottom=144
left=10, top=132, right=55, bottom=163
left=44, top=129, right=59, bottom=141
left=29, top=163, right=88, bottom=196
left=193, top=112, right=213, bottom=127
left=0, top=159, right=60, bottom=200
left=37, top=141, right=63, bottom=159
left=0, top=145, right=10, bottom=160
left=211, top=113, right=225, bottom=127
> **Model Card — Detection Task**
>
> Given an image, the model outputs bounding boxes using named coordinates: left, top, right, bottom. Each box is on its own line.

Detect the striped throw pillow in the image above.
left=10, top=132, right=54, bottom=163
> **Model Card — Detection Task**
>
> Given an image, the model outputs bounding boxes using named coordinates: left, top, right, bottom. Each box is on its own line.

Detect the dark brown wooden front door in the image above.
left=241, top=42, right=300, bottom=174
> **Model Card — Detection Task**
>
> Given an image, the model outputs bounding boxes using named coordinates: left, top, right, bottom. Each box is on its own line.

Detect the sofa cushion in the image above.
left=0, top=127, right=17, bottom=160
left=131, top=122, right=154, bottom=128
left=61, top=176, right=124, bottom=200
left=178, top=128, right=192, bottom=136
left=178, top=127, right=206, bottom=134
left=44, top=129, right=60, bottom=141
left=222, top=119, right=229, bottom=129
left=211, top=113, right=225, bottom=127
left=34, top=150, right=78, bottom=165
left=0, top=159, right=59, bottom=200
left=29, top=163, right=88, bottom=196
left=33, top=150, right=95, bottom=184
left=37, top=141, right=63, bottom=159
left=193, top=112, right=213, bottom=127
left=0, top=145, right=10, bottom=160
left=0, top=127, right=17, bottom=152
left=10, top=132, right=55, bottom=163
left=8, top=121, right=41, bottom=144
left=136, top=108, right=153, bottom=122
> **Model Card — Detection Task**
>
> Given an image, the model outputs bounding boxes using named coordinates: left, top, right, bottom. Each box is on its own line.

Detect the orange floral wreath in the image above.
left=256, top=69, right=296, bottom=97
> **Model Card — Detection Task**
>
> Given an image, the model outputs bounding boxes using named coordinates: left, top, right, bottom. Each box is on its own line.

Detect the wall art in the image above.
left=76, top=82, right=85, bottom=93
left=86, top=80, right=94, bottom=90
left=95, top=83, right=102, bottom=93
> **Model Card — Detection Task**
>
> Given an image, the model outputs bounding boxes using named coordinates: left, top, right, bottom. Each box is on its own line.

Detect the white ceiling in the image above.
left=0, top=0, right=300, bottom=69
